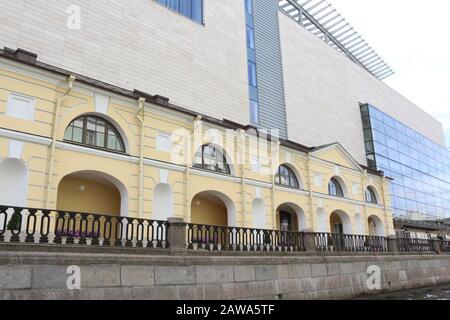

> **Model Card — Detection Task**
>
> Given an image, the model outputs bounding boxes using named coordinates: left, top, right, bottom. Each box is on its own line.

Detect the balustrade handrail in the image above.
left=398, top=237, right=433, bottom=252
left=1, top=205, right=448, bottom=255
left=314, top=232, right=388, bottom=253
left=0, top=205, right=169, bottom=249
left=186, top=222, right=305, bottom=252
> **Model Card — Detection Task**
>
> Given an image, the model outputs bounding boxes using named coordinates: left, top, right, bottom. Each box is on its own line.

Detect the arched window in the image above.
left=194, top=144, right=230, bottom=174
left=64, top=115, right=125, bottom=153
left=328, top=178, right=344, bottom=198
left=275, top=165, right=300, bottom=189
left=365, top=187, right=378, bottom=204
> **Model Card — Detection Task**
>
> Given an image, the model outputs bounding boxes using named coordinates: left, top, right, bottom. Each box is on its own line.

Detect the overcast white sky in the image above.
left=329, top=0, right=450, bottom=147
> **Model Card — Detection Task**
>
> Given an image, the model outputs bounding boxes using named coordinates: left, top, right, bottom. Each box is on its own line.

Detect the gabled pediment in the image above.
left=311, top=143, right=362, bottom=171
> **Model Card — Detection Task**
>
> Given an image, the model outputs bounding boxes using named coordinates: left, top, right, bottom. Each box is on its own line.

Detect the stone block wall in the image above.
left=0, top=248, right=449, bottom=300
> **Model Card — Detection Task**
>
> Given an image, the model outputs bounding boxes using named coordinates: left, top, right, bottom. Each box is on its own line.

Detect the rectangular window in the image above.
left=6, top=93, right=35, bottom=121
left=156, top=132, right=172, bottom=152
left=245, top=0, right=253, bottom=15
left=249, top=100, right=259, bottom=124
left=155, top=0, right=203, bottom=23
left=246, top=26, right=255, bottom=49
left=248, top=62, right=257, bottom=87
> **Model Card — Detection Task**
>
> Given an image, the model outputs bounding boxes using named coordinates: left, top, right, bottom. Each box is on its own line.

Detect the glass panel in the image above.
left=74, top=118, right=84, bottom=128
left=72, top=127, right=83, bottom=143
left=245, top=0, right=253, bottom=15
left=167, top=0, right=179, bottom=11
left=248, top=62, right=257, bottom=87
left=329, top=180, right=337, bottom=196
left=87, top=117, right=96, bottom=131
left=180, top=0, right=192, bottom=17
left=246, top=26, right=255, bottom=49
left=96, top=119, right=105, bottom=133
left=250, top=100, right=259, bottom=123
left=64, top=127, right=73, bottom=140
left=107, top=134, right=118, bottom=150
left=194, top=153, right=202, bottom=166
left=96, top=133, right=105, bottom=147
left=116, top=139, right=125, bottom=152
left=86, top=130, right=95, bottom=145
left=191, top=0, right=203, bottom=23
left=361, top=117, right=371, bottom=130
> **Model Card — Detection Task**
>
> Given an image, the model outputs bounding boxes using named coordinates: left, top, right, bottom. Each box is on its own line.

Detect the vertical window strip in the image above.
left=244, top=0, right=259, bottom=124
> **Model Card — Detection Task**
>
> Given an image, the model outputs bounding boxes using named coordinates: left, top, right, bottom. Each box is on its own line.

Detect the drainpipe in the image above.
left=361, top=170, right=369, bottom=235
left=44, top=75, right=76, bottom=208
left=136, top=97, right=146, bottom=219
left=306, top=152, right=315, bottom=231
left=271, top=141, right=281, bottom=229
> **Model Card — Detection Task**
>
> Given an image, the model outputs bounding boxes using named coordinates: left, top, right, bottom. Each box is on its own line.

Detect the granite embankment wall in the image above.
left=0, top=245, right=449, bottom=300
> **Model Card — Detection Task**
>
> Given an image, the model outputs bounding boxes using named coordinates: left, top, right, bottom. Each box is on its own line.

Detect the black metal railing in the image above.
left=0, top=206, right=168, bottom=248
left=186, top=223, right=305, bottom=252
left=315, top=233, right=388, bottom=253
left=398, top=237, right=433, bottom=252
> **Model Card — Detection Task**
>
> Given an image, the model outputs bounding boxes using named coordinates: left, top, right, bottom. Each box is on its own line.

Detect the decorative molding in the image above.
left=94, top=93, right=110, bottom=115
left=334, top=165, right=340, bottom=176
left=144, top=159, right=186, bottom=173
left=255, top=187, right=261, bottom=198
left=156, top=132, right=172, bottom=153
left=311, top=143, right=362, bottom=172
left=0, top=58, right=63, bottom=85
left=317, top=198, right=324, bottom=208
left=6, top=92, right=35, bottom=122
left=285, top=151, right=292, bottom=163
left=159, top=169, right=169, bottom=184
left=8, top=140, right=24, bottom=159
left=244, top=178, right=273, bottom=189
left=352, top=182, right=359, bottom=195
left=274, top=186, right=309, bottom=197
left=313, top=172, right=322, bottom=187
left=190, top=168, right=241, bottom=183
left=56, top=141, right=133, bottom=162
left=0, top=128, right=51, bottom=146
left=56, top=141, right=187, bottom=173
left=312, top=191, right=384, bottom=209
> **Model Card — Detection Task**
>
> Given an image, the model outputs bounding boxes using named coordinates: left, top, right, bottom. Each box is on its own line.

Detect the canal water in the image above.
left=364, top=284, right=450, bottom=300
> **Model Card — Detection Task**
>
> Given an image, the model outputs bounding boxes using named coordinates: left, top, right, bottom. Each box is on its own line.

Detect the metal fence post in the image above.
left=387, top=236, right=399, bottom=253
left=431, top=238, right=441, bottom=254
left=302, top=230, right=317, bottom=252
left=167, top=217, right=187, bottom=254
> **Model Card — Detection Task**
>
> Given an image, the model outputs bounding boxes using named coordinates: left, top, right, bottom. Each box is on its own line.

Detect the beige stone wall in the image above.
left=279, top=12, right=446, bottom=164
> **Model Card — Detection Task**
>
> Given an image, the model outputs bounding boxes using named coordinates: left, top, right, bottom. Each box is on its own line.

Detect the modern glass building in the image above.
left=361, top=103, right=450, bottom=220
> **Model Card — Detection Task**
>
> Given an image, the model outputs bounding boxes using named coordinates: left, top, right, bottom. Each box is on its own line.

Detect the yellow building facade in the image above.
left=0, top=52, right=395, bottom=236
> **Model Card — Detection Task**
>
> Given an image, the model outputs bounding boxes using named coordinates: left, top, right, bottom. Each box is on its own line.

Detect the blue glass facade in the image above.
left=361, top=104, right=450, bottom=219
left=244, top=0, right=260, bottom=124
left=155, top=0, right=203, bottom=24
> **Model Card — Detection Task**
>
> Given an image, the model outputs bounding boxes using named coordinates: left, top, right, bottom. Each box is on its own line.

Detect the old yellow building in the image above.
left=0, top=49, right=394, bottom=237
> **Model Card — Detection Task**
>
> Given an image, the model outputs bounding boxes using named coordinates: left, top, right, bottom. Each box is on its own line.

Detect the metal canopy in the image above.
left=278, top=0, right=395, bottom=80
